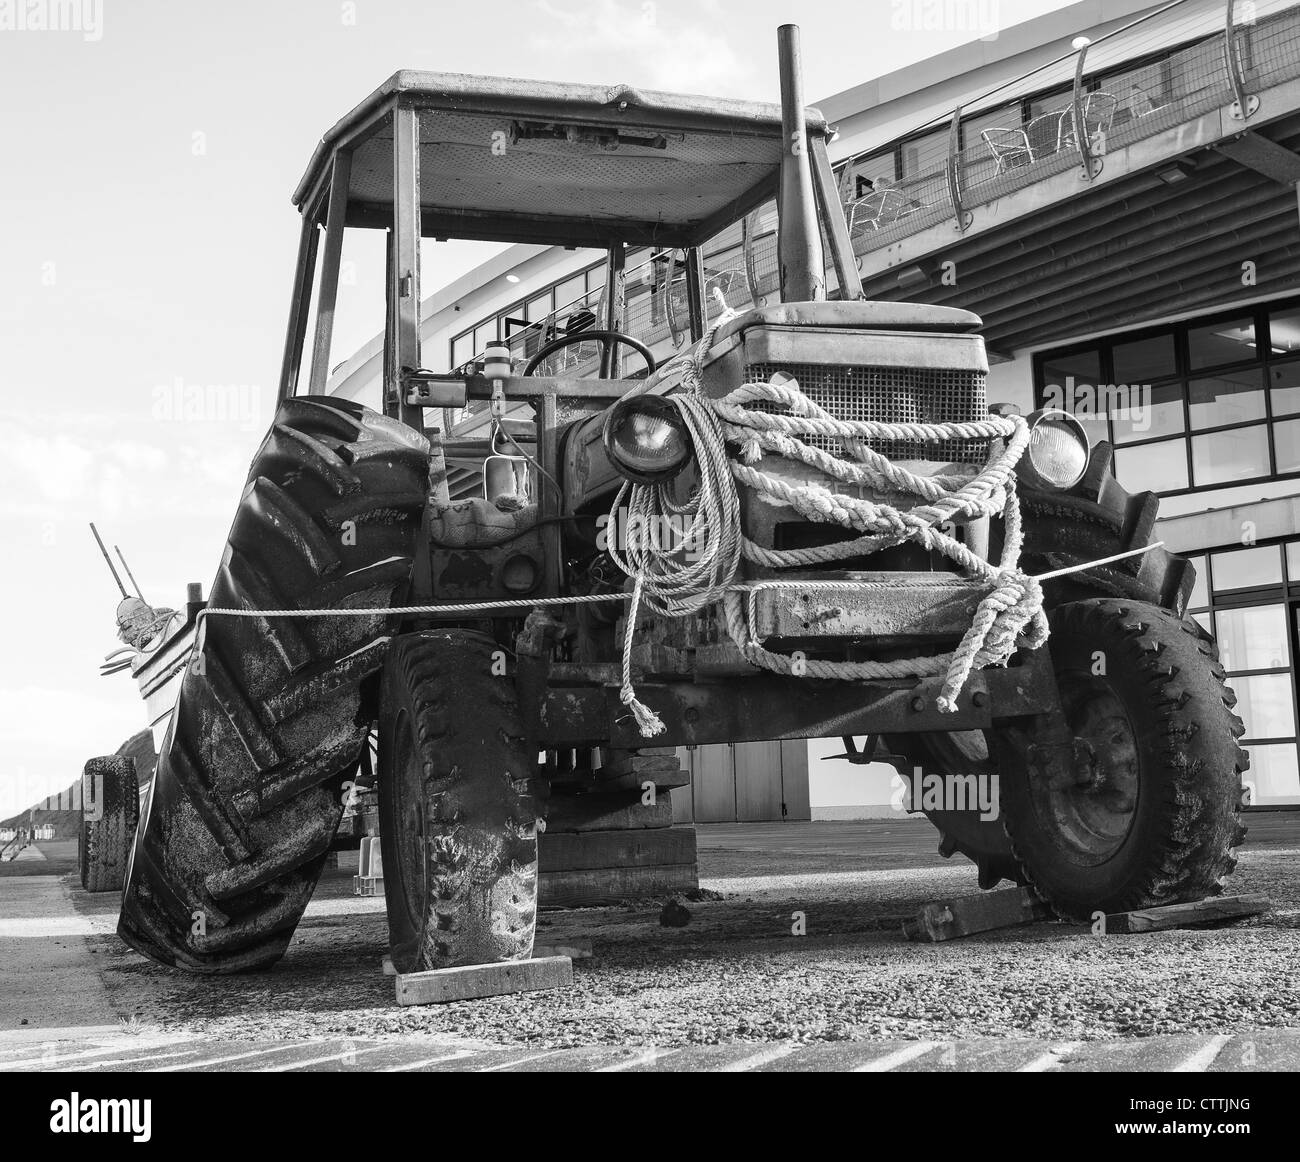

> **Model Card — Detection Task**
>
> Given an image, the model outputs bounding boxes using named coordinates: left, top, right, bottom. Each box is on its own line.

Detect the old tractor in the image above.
left=119, top=27, right=1245, bottom=975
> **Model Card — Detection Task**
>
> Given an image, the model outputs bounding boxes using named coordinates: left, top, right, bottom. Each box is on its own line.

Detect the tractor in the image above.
left=119, top=26, right=1245, bottom=975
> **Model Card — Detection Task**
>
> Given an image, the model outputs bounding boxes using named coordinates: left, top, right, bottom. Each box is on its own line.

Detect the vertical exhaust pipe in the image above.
left=777, top=23, right=825, bottom=303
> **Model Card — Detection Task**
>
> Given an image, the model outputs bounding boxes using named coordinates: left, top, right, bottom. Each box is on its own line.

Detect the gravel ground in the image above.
left=76, top=836, right=1300, bottom=1050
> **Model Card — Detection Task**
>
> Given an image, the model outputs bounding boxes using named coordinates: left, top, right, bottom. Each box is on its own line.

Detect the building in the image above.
left=327, top=0, right=1300, bottom=817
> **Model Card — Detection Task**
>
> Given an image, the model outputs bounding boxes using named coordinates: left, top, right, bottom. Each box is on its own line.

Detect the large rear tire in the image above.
left=379, top=631, right=539, bottom=973
left=118, top=397, right=428, bottom=973
left=1001, top=599, right=1247, bottom=919
left=81, top=756, right=139, bottom=893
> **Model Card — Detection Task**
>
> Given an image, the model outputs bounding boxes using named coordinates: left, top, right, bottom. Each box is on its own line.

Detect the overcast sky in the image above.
left=0, top=0, right=1078, bottom=817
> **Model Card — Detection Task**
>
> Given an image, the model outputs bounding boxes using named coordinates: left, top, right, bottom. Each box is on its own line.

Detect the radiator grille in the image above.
left=744, top=362, right=989, bottom=464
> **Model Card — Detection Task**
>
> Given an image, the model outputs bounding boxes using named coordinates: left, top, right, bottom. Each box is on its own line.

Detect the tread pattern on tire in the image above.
left=1002, top=598, right=1248, bottom=920
left=81, top=756, right=139, bottom=893
left=118, top=396, right=429, bottom=973
left=379, top=631, right=539, bottom=972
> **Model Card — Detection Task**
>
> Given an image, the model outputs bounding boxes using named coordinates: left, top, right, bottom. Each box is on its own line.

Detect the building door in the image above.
left=673, top=742, right=811, bottom=822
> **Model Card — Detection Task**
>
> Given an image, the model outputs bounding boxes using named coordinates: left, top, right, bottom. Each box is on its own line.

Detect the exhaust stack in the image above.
left=776, top=24, right=825, bottom=303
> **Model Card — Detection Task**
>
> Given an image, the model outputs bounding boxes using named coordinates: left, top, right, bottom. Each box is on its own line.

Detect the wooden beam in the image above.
left=1103, top=894, right=1269, bottom=934
left=395, top=955, right=573, bottom=1005
left=903, top=887, right=1049, bottom=942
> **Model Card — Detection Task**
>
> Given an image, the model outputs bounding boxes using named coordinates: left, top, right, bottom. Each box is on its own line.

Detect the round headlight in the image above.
left=1016, top=408, right=1090, bottom=491
left=602, top=395, right=693, bottom=484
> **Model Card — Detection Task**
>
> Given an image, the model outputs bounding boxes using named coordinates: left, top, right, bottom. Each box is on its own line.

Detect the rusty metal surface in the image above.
left=533, top=646, right=1056, bottom=749
left=751, top=575, right=988, bottom=640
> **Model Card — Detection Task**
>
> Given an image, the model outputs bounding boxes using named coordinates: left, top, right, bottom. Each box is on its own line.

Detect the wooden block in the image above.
left=1104, top=894, right=1270, bottom=934
left=903, top=887, right=1049, bottom=942
left=541, top=826, right=696, bottom=872
left=395, top=956, right=573, bottom=1006
left=381, top=956, right=396, bottom=976
left=534, top=938, right=592, bottom=959
left=545, top=790, right=673, bottom=833
left=540, top=863, right=698, bottom=908
left=595, top=767, right=691, bottom=794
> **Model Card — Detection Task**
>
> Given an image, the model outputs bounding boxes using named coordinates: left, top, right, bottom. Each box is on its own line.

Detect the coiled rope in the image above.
left=605, top=316, right=1050, bottom=735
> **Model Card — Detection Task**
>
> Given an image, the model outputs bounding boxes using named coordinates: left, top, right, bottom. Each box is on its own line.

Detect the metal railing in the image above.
left=841, top=0, right=1300, bottom=260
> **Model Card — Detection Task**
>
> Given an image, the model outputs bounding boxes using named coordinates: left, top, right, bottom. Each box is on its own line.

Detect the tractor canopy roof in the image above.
left=292, top=71, right=831, bottom=249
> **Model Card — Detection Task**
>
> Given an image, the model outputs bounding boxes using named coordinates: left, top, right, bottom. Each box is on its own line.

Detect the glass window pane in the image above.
left=1287, top=542, right=1300, bottom=582
left=1188, top=315, right=1255, bottom=370
left=1040, top=349, right=1101, bottom=393
left=1191, top=424, right=1268, bottom=486
left=1268, top=358, right=1300, bottom=416
left=1113, top=333, right=1175, bottom=383
left=1268, top=307, right=1300, bottom=357
left=1272, top=418, right=1300, bottom=475
left=555, top=274, right=586, bottom=309
left=1186, top=554, right=1208, bottom=610
left=1230, top=674, right=1296, bottom=740
left=1211, top=545, right=1282, bottom=592
left=526, top=293, right=552, bottom=322
left=1192, top=611, right=1212, bottom=633
left=1215, top=604, right=1288, bottom=672
left=1187, top=369, right=1264, bottom=430
left=848, top=152, right=898, bottom=198
left=901, top=130, right=947, bottom=178
left=585, top=265, right=606, bottom=293
left=450, top=332, right=474, bottom=370
left=1241, top=743, right=1300, bottom=804
left=1112, top=381, right=1184, bottom=443
left=1113, top=439, right=1187, bottom=492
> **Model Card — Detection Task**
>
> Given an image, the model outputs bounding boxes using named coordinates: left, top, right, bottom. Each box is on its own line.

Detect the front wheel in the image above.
left=1001, top=599, right=1247, bottom=919
left=378, top=631, right=540, bottom=973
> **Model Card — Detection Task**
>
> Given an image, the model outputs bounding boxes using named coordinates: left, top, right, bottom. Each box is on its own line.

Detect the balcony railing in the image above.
left=845, top=0, right=1300, bottom=259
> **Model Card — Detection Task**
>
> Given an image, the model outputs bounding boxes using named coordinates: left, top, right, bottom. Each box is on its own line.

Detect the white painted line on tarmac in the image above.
left=596, top=1048, right=681, bottom=1072
left=853, top=1042, right=936, bottom=1072
left=477, top=1049, right=571, bottom=1072
left=380, top=1050, right=476, bottom=1072
left=1173, top=1034, right=1232, bottom=1073
left=715, top=1045, right=798, bottom=1072
left=52, top=1049, right=200, bottom=1072
left=1017, top=1042, right=1082, bottom=1072
left=154, top=1043, right=313, bottom=1072
left=258, top=1044, right=391, bottom=1072
left=0, top=1041, right=177, bottom=1071
left=0, top=918, right=99, bottom=937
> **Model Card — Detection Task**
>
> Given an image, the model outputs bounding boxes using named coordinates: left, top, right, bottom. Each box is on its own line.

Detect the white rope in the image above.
left=191, top=542, right=1164, bottom=732
left=605, top=316, right=1048, bottom=733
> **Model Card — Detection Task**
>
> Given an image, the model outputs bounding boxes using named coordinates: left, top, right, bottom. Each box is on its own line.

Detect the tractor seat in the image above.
left=428, top=497, right=539, bottom=549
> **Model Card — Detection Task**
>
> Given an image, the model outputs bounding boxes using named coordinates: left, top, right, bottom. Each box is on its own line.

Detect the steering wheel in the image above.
left=522, top=329, right=657, bottom=378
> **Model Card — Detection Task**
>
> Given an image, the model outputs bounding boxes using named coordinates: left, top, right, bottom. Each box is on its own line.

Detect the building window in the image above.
left=1184, top=538, right=1300, bottom=806
left=1034, top=298, right=1300, bottom=497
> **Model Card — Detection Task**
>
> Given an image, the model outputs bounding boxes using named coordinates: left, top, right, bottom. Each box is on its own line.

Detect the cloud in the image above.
left=529, top=0, right=755, bottom=96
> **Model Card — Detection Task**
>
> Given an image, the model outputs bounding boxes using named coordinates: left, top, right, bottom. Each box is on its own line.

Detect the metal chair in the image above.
left=845, top=188, right=909, bottom=238
left=981, top=127, right=1035, bottom=174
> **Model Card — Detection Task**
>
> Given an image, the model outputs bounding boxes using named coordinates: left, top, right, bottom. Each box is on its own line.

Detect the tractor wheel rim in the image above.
left=1037, top=673, right=1141, bottom=863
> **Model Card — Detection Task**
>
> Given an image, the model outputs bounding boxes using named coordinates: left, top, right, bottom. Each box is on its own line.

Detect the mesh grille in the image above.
left=744, top=362, right=989, bottom=464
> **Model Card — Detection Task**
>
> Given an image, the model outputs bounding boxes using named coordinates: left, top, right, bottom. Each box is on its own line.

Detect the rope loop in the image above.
left=609, top=315, right=1044, bottom=737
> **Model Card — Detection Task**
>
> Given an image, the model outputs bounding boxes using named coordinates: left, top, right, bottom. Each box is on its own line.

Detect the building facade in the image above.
left=328, top=0, right=1300, bottom=816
